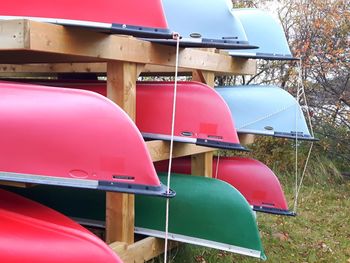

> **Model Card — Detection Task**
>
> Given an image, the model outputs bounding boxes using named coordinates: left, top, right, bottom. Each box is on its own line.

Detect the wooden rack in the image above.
left=0, top=19, right=256, bottom=262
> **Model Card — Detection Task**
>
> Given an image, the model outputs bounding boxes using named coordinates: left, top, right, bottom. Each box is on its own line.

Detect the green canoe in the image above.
left=2, top=173, right=266, bottom=259
left=136, top=173, right=266, bottom=260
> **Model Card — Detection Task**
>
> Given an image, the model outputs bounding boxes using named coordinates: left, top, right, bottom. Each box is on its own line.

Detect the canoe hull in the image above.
left=3, top=173, right=266, bottom=259
left=157, top=0, right=255, bottom=49
left=229, top=9, right=296, bottom=60
left=0, top=0, right=172, bottom=38
left=0, top=81, right=172, bottom=197
left=0, top=189, right=122, bottom=263
left=216, top=85, right=316, bottom=141
left=155, top=157, right=294, bottom=216
left=19, top=80, right=246, bottom=151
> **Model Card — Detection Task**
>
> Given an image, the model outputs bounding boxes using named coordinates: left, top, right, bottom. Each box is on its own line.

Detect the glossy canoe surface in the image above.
left=216, top=85, right=316, bottom=140
left=0, top=189, right=122, bottom=263
left=136, top=173, right=266, bottom=259
left=0, top=81, right=173, bottom=197
left=155, top=157, right=294, bottom=216
left=28, top=80, right=246, bottom=151
left=0, top=0, right=171, bottom=38
left=148, top=0, right=256, bottom=49
left=229, top=9, right=295, bottom=60
left=3, top=174, right=266, bottom=259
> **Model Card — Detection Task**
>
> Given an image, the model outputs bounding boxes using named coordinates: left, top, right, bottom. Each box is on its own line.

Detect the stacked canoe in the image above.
left=0, top=0, right=315, bottom=262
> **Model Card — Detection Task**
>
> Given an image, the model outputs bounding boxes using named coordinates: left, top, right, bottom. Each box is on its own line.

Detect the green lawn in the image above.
left=150, top=177, right=350, bottom=262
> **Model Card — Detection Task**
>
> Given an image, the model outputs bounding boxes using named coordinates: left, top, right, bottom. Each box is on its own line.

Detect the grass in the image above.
left=148, top=164, right=350, bottom=263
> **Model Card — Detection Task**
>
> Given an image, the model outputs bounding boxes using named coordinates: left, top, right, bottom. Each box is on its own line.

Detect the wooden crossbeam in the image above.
left=109, top=237, right=178, bottom=263
left=0, top=20, right=256, bottom=74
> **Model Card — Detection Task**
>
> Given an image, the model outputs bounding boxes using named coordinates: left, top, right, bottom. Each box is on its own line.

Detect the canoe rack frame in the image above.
left=0, top=19, right=256, bottom=263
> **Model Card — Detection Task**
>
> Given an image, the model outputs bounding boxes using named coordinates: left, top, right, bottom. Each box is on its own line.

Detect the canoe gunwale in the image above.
left=144, top=38, right=258, bottom=49
left=0, top=171, right=176, bottom=198
left=253, top=206, right=296, bottom=216
left=134, top=227, right=266, bottom=260
left=230, top=52, right=298, bottom=60
left=142, top=132, right=247, bottom=151
left=0, top=15, right=173, bottom=38
left=237, top=129, right=318, bottom=141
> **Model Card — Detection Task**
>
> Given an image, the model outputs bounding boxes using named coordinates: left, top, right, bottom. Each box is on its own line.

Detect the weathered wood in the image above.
left=192, top=70, right=215, bottom=87
left=0, top=20, right=256, bottom=74
left=191, top=152, right=214, bottom=177
left=0, top=63, right=254, bottom=76
left=146, top=140, right=215, bottom=162
left=109, top=237, right=178, bottom=263
left=105, top=61, right=138, bottom=245
left=0, top=181, right=35, bottom=188
left=238, top=134, right=256, bottom=145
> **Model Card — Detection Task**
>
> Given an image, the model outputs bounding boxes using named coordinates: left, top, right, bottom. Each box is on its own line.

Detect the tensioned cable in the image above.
left=164, top=33, right=180, bottom=263
left=214, top=153, right=220, bottom=179
left=293, top=59, right=315, bottom=213
left=294, top=60, right=315, bottom=213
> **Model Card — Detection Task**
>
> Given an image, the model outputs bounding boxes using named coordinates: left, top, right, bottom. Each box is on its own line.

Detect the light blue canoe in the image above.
left=229, top=9, right=296, bottom=60
left=216, top=85, right=316, bottom=140
left=148, top=0, right=257, bottom=49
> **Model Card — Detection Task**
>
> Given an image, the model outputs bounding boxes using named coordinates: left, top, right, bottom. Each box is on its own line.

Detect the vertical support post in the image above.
left=191, top=70, right=215, bottom=178
left=191, top=152, right=214, bottom=177
left=105, top=61, right=140, bottom=244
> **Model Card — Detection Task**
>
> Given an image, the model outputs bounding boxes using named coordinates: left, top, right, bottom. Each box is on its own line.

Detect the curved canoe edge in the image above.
left=0, top=172, right=175, bottom=198
left=229, top=51, right=298, bottom=60
left=196, top=139, right=249, bottom=151
left=253, top=206, right=296, bottom=216
left=142, top=133, right=248, bottom=151
left=144, top=38, right=257, bottom=49
left=134, top=228, right=266, bottom=260
left=135, top=173, right=266, bottom=259
left=111, top=23, right=173, bottom=38
left=238, top=131, right=318, bottom=141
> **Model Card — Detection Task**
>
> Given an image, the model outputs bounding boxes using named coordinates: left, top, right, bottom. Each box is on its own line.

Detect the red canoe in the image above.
left=0, top=81, right=174, bottom=197
left=0, top=188, right=122, bottom=263
left=29, top=80, right=246, bottom=151
left=0, top=0, right=172, bottom=38
left=155, top=156, right=294, bottom=216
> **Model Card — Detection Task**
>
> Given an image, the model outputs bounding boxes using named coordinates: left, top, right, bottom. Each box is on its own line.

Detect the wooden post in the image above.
left=191, top=152, right=214, bottom=177
left=105, top=61, right=140, bottom=244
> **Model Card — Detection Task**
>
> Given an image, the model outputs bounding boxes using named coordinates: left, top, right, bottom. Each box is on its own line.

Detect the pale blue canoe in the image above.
left=148, top=0, right=257, bottom=49
left=216, top=85, right=316, bottom=140
left=229, top=9, right=296, bottom=60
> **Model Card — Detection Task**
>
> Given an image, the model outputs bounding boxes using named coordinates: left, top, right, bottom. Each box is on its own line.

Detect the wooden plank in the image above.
left=146, top=140, right=215, bottom=162
left=191, top=150, right=214, bottom=177
left=109, top=237, right=178, bottom=263
left=0, top=63, right=253, bottom=77
left=0, top=181, right=35, bottom=188
left=105, top=61, right=138, bottom=245
left=192, top=70, right=215, bottom=87
left=238, top=134, right=256, bottom=145
left=0, top=20, right=256, bottom=75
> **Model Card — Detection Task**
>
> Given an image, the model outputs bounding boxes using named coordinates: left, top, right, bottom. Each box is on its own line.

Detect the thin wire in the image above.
left=164, top=33, right=180, bottom=263
left=214, top=153, right=220, bottom=179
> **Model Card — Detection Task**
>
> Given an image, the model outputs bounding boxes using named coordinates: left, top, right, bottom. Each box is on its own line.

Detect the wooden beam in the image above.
left=0, top=63, right=253, bottom=76
left=191, top=150, right=214, bottom=178
left=109, top=237, right=178, bottom=263
left=146, top=140, right=215, bottom=162
left=0, top=20, right=256, bottom=75
left=238, top=134, right=256, bottom=145
left=105, top=61, right=139, bottom=245
left=192, top=70, right=215, bottom=87
left=0, top=181, right=35, bottom=188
